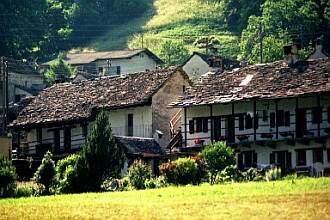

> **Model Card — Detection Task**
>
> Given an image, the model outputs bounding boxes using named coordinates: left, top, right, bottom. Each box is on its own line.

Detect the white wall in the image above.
left=182, top=54, right=218, bottom=77
left=95, top=52, right=158, bottom=75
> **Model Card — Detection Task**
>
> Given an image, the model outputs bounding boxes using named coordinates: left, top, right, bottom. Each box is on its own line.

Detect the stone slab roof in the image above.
left=10, top=68, right=181, bottom=128
left=170, top=58, right=330, bottom=107
left=43, top=49, right=163, bottom=66
left=115, top=136, right=164, bottom=156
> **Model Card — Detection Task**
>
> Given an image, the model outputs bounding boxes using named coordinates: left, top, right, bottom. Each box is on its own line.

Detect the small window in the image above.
left=284, top=111, right=290, bottom=127
left=262, top=110, right=268, bottom=121
left=36, top=128, right=42, bottom=144
left=245, top=114, right=253, bottom=129
left=277, top=110, right=284, bottom=126
left=239, top=115, right=244, bottom=131
left=313, top=148, right=324, bottom=163
left=116, top=66, right=121, bottom=75
left=270, top=113, right=276, bottom=128
left=189, top=120, right=195, bottom=134
left=196, top=118, right=203, bottom=133
left=312, top=107, right=322, bottom=124
left=296, top=149, right=306, bottom=166
left=202, top=118, right=208, bottom=133
left=328, top=107, right=330, bottom=123
left=253, top=113, right=259, bottom=129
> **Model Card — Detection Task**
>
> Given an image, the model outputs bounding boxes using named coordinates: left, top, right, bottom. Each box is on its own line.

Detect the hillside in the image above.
left=89, top=0, right=240, bottom=62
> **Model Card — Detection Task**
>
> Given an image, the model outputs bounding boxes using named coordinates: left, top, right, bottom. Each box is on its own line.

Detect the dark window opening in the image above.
left=202, top=118, right=208, bottom=133
left=284, top=111, right=290, bottom=126
left=277, top=110, right=284, bottom=126
left=15, top=95, right=21, bottom=103
left=313, top=148, right=324, bottom=163
left=54, top=130, right=60, bottom=153
left=189, top=120, right=195, bottom=134
left=254, top=113, right=259, bottom=129
left=245, top=114, right=253, bottom=129
left=296, top=149, right=306, bottom=166
left=262, top=110, right=268, bottom=121
left=98, top=67, right=103, bottom=74
left=196, top=118, right=203, bottom=133
left=270, top=113, right=276, bottom=128
left=64, top=128, right=71, bottom=151
left=116, top=66, right=121, bottom=75
left=239, top=115, right=244, bottom=131
left=240, top=151, right=257, bottom=168
left=127, top=114, right=134, bottom=136
left=36, top=128, right=42, bottom=144
left=182, top=85, right=186, bottom=93
left=312, top=107, right=322, bottom=124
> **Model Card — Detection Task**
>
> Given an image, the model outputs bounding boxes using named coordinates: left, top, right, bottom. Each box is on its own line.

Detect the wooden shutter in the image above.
left=202, top=118, right=208, bottom=133
left=189, top=120, right=195, bottom=134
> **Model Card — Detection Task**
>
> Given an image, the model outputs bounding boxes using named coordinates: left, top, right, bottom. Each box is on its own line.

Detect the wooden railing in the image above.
left=167, top=130, right=182, bottom=152
left=170, top=109, right=182, bottom=137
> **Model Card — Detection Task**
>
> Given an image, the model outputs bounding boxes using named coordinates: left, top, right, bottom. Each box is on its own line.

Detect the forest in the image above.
left=0, top=0, right=329, bottom=64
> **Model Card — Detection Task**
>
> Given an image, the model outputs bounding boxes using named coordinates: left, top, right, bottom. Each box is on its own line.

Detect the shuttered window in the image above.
left=284, top=111, right=290, bottom=126
left=245, top=114, right=253, bottom=129
left=312, top=107, right=322, bottom=124
left=202, top=118, right=209, bottom=133
left=270, top=113, right=276, bottom=128
left=189, top=120, right=195, bottom=134
left=239, top=115, right=244, bottom=130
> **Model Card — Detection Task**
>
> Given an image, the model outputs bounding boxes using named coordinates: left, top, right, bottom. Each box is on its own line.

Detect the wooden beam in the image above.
left=210, top=105, right=214, bottom=142
left=275, top=99, right=279, bottom=139
left=253, top=100, right=257, bottom=141
left=184, top=107, right=187, bottom=148
left=317, top=94, right=321, bottom=137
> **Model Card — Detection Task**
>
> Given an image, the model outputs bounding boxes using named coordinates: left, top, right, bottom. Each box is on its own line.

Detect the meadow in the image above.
left=0, top=178, right=329, bottom=220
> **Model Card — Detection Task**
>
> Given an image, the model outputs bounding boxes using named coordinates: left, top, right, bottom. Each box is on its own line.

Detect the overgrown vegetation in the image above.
left=0, top=156, right=17, bottom=198
left=127, top=160, right=152, bottom=190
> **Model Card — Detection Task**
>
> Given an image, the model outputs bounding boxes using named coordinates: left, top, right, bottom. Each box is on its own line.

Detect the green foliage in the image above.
left=0, top=156, right=17, bottom=198
left=199, top=141, right=236, bottom=184
left=128, top=160, right=152, bottom=190
left=33, top=151, right=56, bottom=195
left=214, top=165, right=243, bottom=184
left=242, top=168, right=264, bottom=182
left=160, top=40, right=189, bottom=66
left=14, top=182, right=41, bottom=198
left=266, top=167, right=282, bottom=181
left=44, top=53, right=77, bottom=85
left=80, top=109, right=126, bottom=192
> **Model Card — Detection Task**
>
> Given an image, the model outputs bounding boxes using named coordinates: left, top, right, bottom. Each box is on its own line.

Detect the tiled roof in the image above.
left=170, top=58, right=330, bottom=107
left=7, top=58, right=39, bottom=75
left=43, top=49, right=163, bottom=65
left=10, top=68, right=181, bottom=128
left=115, top=136, right=164, bottom=156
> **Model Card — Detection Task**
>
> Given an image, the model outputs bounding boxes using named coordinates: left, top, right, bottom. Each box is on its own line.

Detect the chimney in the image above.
left=315, top=35, right=324, bottom=54
left=283, top=44, right=298, bottom=66
left=210, top=47, right=218, bottom=56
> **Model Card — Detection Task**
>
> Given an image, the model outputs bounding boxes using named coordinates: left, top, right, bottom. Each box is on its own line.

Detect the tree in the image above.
left=33, top=151, right=56, bottom=195
left=128, top=160, right=152, bottom=190
left=0, top=156, right=17, bottom=198
left=199, top=141, right=236, bottom=185
left=44, top=53, right=77, bottom=85
left=80, top=109, right=126, bottom=191
left=160, top=40, right=189, bottom=66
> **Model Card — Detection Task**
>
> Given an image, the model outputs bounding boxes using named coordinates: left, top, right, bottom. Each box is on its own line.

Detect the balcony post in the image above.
left=184, top=107, right=187, bottom=148
left=210, top=105, right=214, bottom=142
left=253, top=100, right=257, bottom=141
left=317, top=94, right=321, bottom=137
left=275, top=99, right=279, bottom=139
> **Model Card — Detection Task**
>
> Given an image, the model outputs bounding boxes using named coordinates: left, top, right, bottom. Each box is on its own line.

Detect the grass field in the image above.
left=88, top=0, right=240, bottom=60
left=0, top=178, right=329, bottom=219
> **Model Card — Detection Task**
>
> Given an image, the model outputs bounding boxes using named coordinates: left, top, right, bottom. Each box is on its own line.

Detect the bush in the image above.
left=33, top=151, right=56, bottom=195
left=266, top=167, right=282, bottom=181
left=154, top=176, right=168, bottom=188
left=128, top=160, right=152, bottom=190
left=0, top=156, right=17, bottom=198
left=14, top=182, right=41, bottom=198
left=159, top=158, right=202, bottom=185
left=242, top=168, right=264, bottom=182
left=200, top=141, right=236, bottom=184
left=214, top=165, right=243, bottom=184
left=144, top=178, right=156, bottom=189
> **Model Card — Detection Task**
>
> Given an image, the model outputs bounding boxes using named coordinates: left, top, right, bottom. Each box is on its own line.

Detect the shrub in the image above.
left=0, top=156, right=17, bottom=198
left=154, top=176, right=168, bottom=188
left=56, top=154, right=80, bottom=180
left=242, top=168, right=264, bottom=182
left=144, top=178, right=156, bottom=189
left=128, top=160, right=152, bottom=190
left=266, top=167, right=282, bottom=181
left=214, top=165, right=243, bottom=184
left=14, top=182, right=40, bottom=198
left=200, top=141, right=236, bottom=184
left=81, top=109, right=126, bottom=191
left=159, top=161, right=177, bottom=184
left=33, top=151, right=56, bottom=195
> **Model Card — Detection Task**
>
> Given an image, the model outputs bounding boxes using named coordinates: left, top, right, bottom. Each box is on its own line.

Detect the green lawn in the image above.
left=0, top=178, right=329, bottom=220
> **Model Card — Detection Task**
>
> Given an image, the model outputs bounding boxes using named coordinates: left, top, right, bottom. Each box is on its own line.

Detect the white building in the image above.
left=170, top=55, right=330, bottom=174
left=9, top=68, right=191, bottom=163
left=42, top=48, right=163, bottom=78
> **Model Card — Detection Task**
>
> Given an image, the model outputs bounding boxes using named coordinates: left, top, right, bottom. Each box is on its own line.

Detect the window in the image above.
left=296, top=149, right=306, bottom=166
left=328, top=107, right=330, bottom=123
left=245, top=114, right=253, bottom=129
left=189, top=120, right=194, bottom=134
left=312, top=107, right=322, bottom=124
left=36, top=128, right=42, bottom=144
left=270, top=113, right=276, bottom=128
left=262, top=110, right=268, bottom=121
left=196, top=118, right=203, bottom=132
left=254, top=113, right=259, bottom=129
left=98, top=67, right=103, bottom=74
left=239, top=151, right=257, bottom=168
left=116, top=66, right=121, bottom=75
left=64, top=128, right=71, bottom=151
left=284, top=111, right=290, bottom=126
left=127, top=114, right=134, bottom=136
left=239, top=115, right=244, bottom=131
left=182, top=85, right=186, bottom=93
left=202, top=118, right=208, bottom=133
left=277, top=110, right=284, bottom=126
left=313, top=148, right=324, bottom=163
left=54, top=130, right=60, bottom=153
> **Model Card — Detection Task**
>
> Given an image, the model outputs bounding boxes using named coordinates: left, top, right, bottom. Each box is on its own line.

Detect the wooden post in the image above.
left=275, top=99, right=279, bottom=139
left=184, top=107, right=187, bottom=148
left=295, top=97, right=298, bottom=138
left=317, top=94, right=321, bottom=137
left=253, top=100, right=257, bottom=141
left=210, top=105, right=214, bottom=142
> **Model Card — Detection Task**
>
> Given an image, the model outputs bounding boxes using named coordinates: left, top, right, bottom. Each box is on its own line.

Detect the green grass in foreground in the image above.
left=0, top=178, right=329, bottom=220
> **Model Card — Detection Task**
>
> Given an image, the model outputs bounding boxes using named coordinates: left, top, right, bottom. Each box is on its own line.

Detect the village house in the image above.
left=182, top=51, right=240, bottom=81
left=170, top=47, right=330, bottom=175
left=42, top=48, right=164, bottom=80
left=9, top=68, right=191, bottom=169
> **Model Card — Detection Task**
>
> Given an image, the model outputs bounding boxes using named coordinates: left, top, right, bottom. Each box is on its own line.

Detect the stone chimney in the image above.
left=283, top=45, right=298, bottom=66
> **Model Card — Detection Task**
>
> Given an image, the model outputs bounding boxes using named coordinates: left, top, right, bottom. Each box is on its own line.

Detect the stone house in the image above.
left=42, top=48, right=164, bottom=78
left=170, top=54, right=330, bottom=174
left=9, top=68, right=191, bottom=163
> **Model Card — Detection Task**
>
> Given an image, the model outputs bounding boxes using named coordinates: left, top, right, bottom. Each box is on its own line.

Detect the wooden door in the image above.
left=296, top=109, right=306, bottom=138
left=227, top=116, right=235, bottom=143
left=213, top=117, right=222, bottom=141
